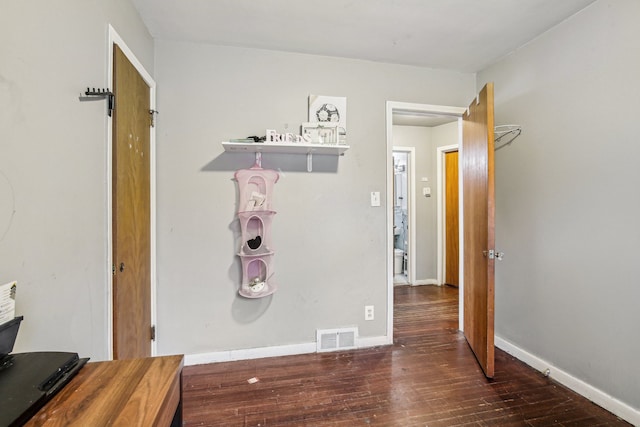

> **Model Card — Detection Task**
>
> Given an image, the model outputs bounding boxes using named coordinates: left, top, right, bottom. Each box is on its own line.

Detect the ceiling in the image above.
left=131, top=0, right=596, bottom=126
left=392, top=112, right=458, bottom=128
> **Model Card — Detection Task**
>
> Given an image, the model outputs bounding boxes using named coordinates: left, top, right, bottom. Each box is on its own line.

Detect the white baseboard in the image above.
left=185, top=342, right=316, bottom=366
left=412, top=279, right=439, bottom=286
left=495, top=336, right=639, bottom=426
left=185, top=334, right=391, bottom=367
left=359, top=335, right=393, bottom=348
left=186, top=334, right=637, bottom=424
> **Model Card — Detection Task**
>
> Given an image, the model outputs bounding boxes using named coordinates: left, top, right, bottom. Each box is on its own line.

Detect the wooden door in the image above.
left=444, top=150, right=459, bottom=287
left=462, top=83, right=495, bottom=378
left=112, top=44, right=152, bottom=359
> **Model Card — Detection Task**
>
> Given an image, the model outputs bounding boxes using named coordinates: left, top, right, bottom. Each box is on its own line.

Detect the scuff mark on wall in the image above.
left=0, top=72, right=24, bottom=129
left=0, top=170, right=16, bottom=242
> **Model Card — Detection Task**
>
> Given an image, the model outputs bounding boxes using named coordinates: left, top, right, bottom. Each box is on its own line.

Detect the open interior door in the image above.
left=462, top=83, right=495, bottom=378
left=112, top=44, right=152, bottom=359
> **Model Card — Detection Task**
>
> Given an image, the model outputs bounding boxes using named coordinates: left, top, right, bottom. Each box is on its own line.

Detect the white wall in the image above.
left=432, top=122, right=459, bottom=151
left=478, top=0, right=640, bottom=414
left=0, top=0, right=153, bottom=360
left=153, top=40, right=475, bottom=357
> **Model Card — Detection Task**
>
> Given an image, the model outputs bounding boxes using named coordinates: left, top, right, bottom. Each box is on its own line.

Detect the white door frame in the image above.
left=106, top=25, right=157, bottom=358
left=386, top=101, right=466, bottom=340
left=392, top=146, right=415, bottom=285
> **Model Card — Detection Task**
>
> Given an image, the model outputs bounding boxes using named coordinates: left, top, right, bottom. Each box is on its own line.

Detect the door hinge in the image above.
left=150, top=325, right=156, bottom=341
left=112, top=264, right=116, bottom=276
left=149, top=109, right=159, bottom=127
left=483, top=249, right=504, bottom=260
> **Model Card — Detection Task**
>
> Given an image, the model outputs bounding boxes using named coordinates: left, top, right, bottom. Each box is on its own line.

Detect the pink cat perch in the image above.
left=234, top=161, right=279, bottom=298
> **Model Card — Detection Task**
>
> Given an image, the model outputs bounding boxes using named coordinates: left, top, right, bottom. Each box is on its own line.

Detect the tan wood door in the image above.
left=462, top=83, right=495, bottom=378
left=112, top=44, right=152, bottom=359
left=445, top=150, right=459, bottom=287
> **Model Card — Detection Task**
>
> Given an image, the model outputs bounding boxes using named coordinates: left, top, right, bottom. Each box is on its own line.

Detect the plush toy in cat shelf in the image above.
left=248, top=277, right=265, bottom=293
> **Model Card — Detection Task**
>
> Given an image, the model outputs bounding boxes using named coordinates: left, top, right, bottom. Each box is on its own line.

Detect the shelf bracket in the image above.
left=307, top=153, right=313, bottom=172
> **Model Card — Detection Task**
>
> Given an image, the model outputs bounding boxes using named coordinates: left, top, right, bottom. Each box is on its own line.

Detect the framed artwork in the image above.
left=301, top=122, right=338, bottom=144
left=308, top=95, right=347, bottom=144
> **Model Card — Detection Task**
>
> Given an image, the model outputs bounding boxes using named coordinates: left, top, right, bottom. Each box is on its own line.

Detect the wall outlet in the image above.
left=365, top=305, right=374, bottom=321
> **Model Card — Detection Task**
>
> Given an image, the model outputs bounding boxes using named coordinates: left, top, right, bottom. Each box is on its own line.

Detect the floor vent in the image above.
left=316, top=327, right=358, bottom=353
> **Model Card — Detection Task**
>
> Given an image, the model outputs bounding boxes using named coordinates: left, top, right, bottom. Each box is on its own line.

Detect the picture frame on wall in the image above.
left=301, top=122, right=338, bottom=144
left=308, top=95, right=347, bottom=144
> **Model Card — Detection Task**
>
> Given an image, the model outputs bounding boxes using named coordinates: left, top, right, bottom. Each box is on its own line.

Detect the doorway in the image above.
left=392, top=148, right=414, bottom=285
left=444, top=151, right=459, bottom=286
left=385, top=102, right=466, bottom=340
left=387, top=87, right=497, bottom=378
left=107, top=26, right=157, bottom=359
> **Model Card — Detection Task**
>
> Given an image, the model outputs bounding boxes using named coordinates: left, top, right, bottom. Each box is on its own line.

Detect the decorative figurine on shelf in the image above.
left=246, top=236, right=262, bottom=250
left=265, top=129, right=310, bottom=144
left=248, top=277, right=265, bottom=294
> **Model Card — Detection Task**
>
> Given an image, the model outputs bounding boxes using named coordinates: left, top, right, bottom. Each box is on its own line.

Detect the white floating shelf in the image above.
left=222, top=141, right=349, bottom=155
left=222, top=141, right=349, bottom=172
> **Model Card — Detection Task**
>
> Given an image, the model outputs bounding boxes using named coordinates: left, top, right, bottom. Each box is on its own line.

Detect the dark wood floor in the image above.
left=182, top=285, right=629, bottom=426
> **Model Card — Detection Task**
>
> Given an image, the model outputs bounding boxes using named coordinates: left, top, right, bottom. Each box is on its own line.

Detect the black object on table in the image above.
left=0, top=317, right=88, bottom=426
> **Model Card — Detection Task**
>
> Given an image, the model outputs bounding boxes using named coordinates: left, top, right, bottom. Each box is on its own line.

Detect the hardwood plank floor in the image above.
left=182, top=285, right=629, bottom=426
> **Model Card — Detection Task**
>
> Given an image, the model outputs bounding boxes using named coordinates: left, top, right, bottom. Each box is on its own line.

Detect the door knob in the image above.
left=119, top=262, right=125, bottom=272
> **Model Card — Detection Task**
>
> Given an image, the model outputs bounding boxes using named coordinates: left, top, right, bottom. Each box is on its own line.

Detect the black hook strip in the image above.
left=82, top=87, right=115, bottom=116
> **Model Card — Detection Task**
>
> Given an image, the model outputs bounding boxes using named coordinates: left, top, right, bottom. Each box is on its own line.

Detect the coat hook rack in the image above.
left=494, top=125, right=522, bottom=151
left=79, top=87, right=115, bottom=117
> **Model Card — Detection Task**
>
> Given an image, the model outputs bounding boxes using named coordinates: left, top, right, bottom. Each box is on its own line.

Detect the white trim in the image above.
left=106, top=25, right=157, bottom=358
left=108, top=25, right=154, bottom=85
left=184, top=335, right=389, bottom=366
left=392, top=146, right=415, bottom=285
left=436, top=143, right=459, bottom=287
left=412, top=279, right=439, bottom=286
left=385, top=102, right=395, bottom=343
left=386, top=101, right=466, bottom=342
left=496, top=336, right=640, bottom=426
left=358, top=335, right=393, bottom=348
left=391, top=102, right=468, bottom=118
left=456, top=118, right=464, bottom=332
left=186, top=343, right=316, bottom=365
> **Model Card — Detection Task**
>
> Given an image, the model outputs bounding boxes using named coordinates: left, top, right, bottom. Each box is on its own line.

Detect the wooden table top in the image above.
left=25, top=355, right=183, bottom=427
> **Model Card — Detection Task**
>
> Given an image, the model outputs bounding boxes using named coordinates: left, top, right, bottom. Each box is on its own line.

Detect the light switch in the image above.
left=371, top=191, right=381, bottom=206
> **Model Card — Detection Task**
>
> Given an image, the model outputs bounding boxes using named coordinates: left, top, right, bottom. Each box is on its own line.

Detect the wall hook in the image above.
left=494, top=125, right=522, bottom=151
left=79, top=87, right=115, bottom=117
